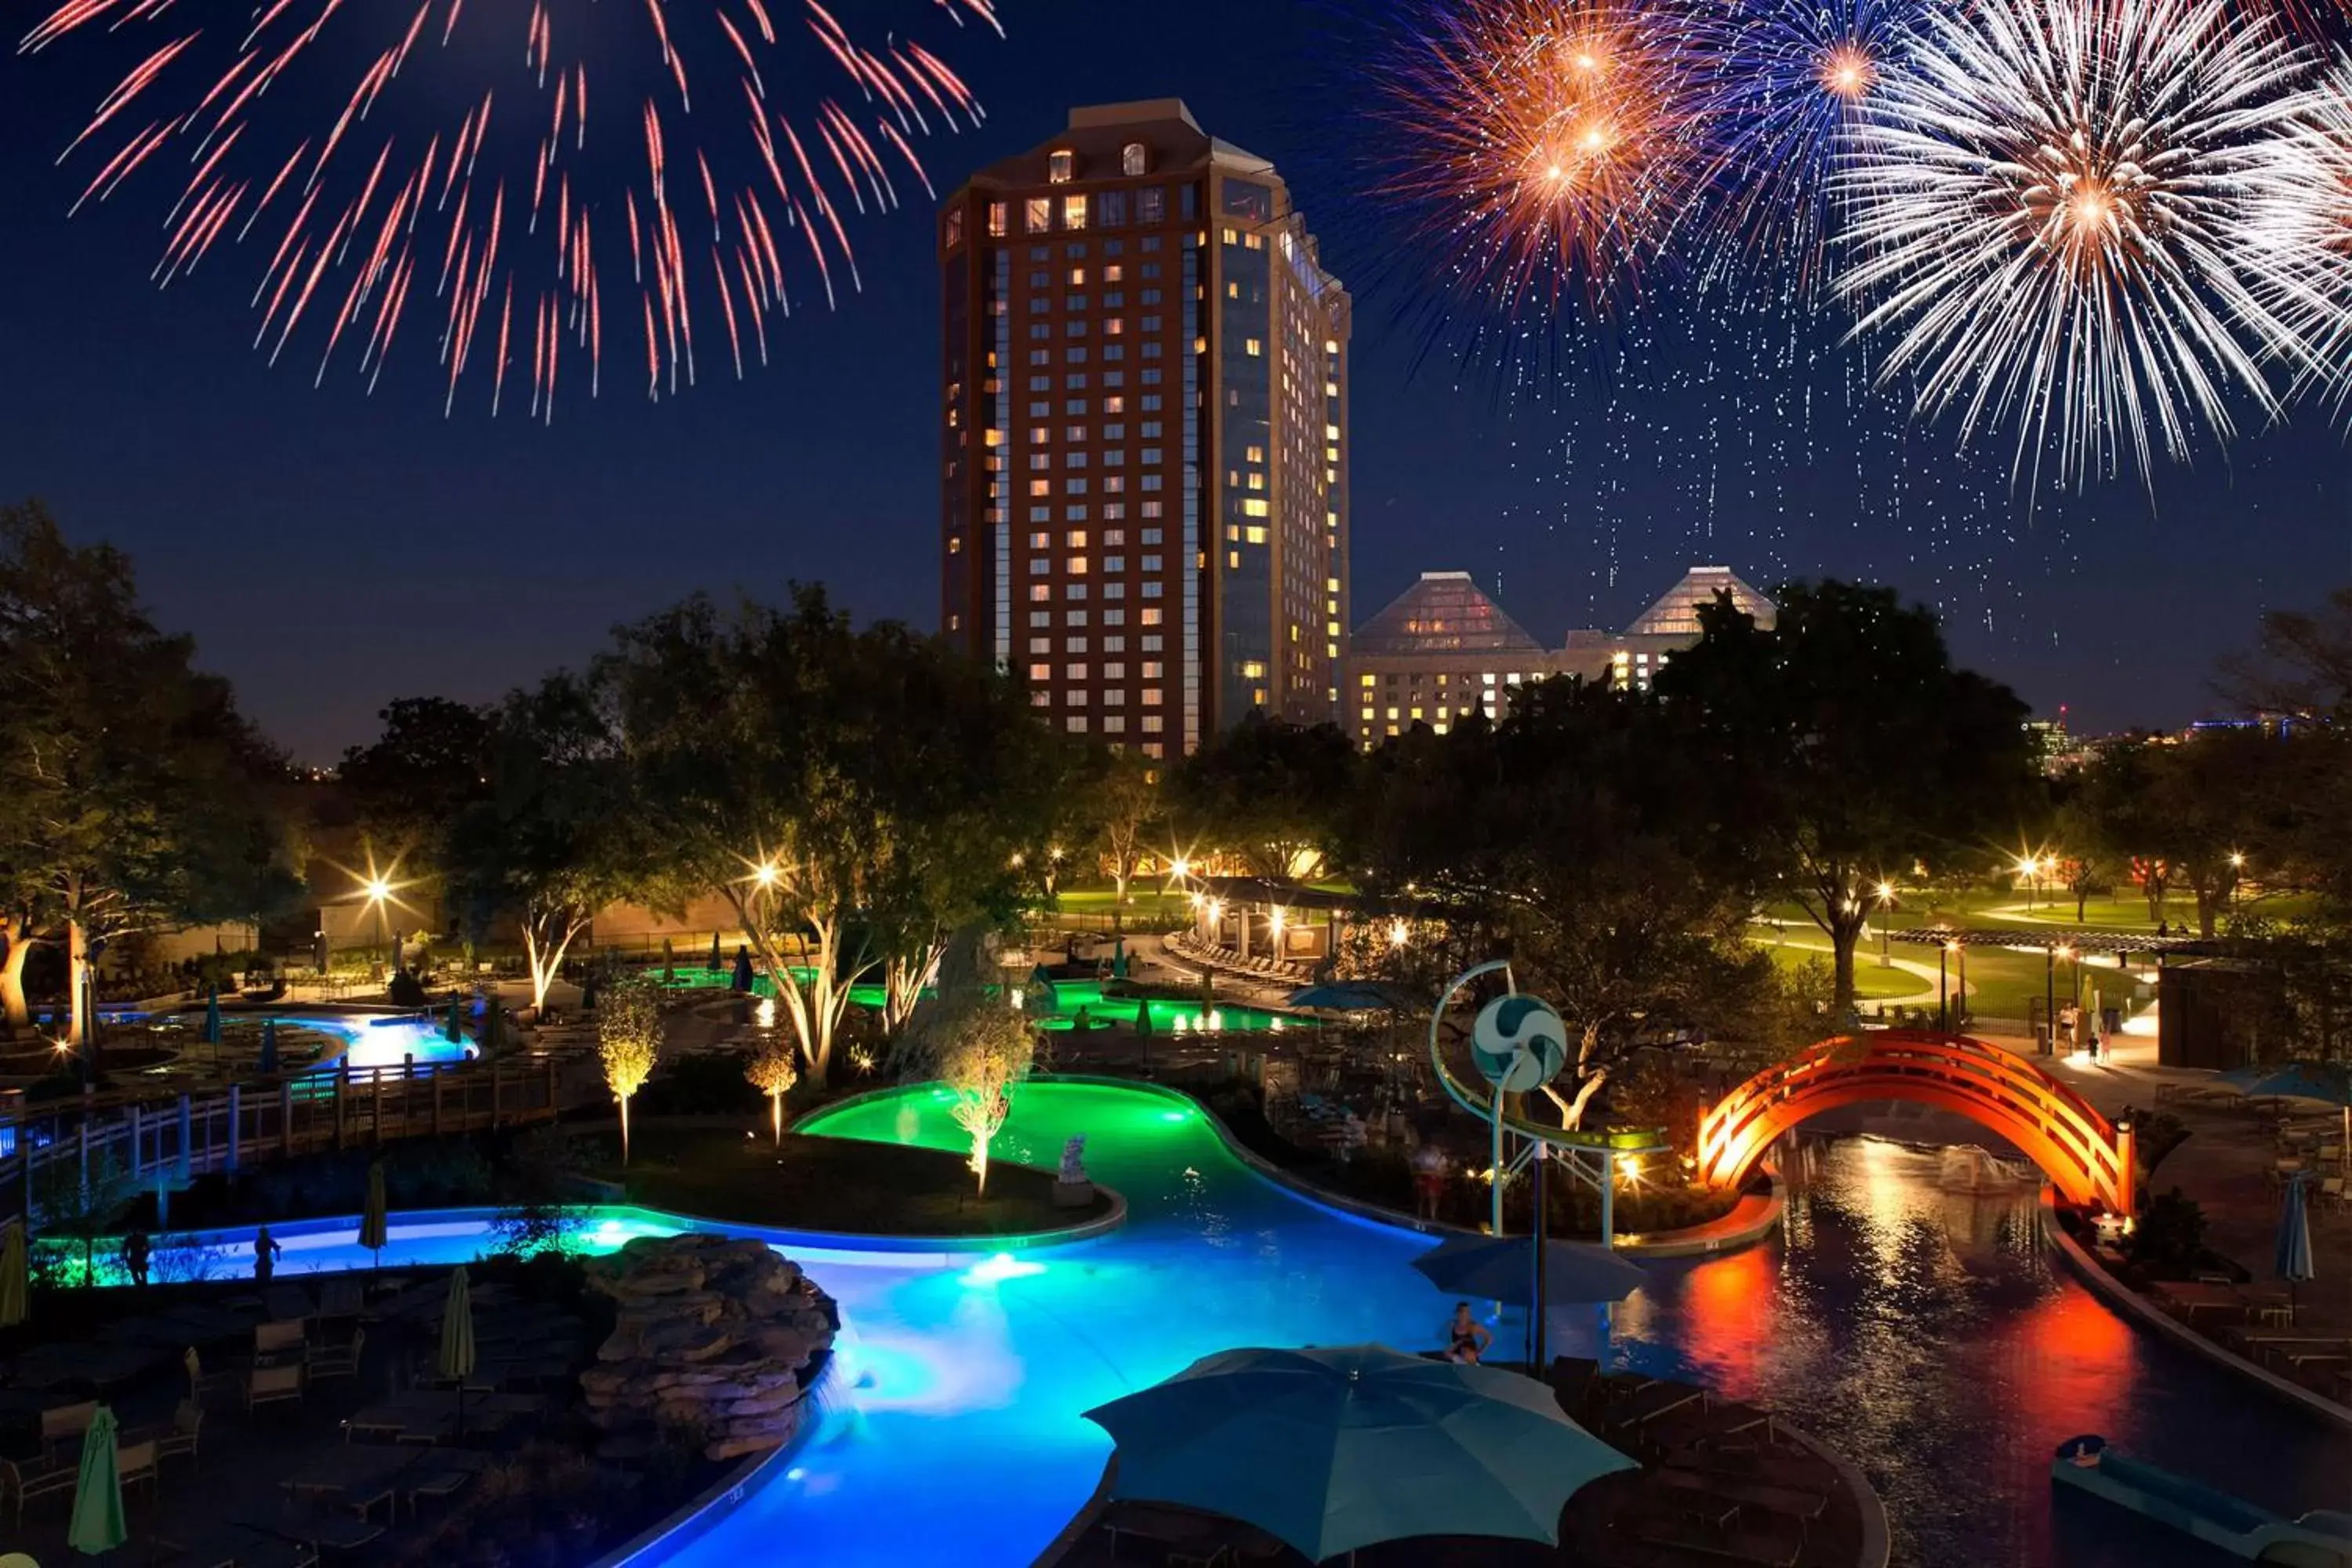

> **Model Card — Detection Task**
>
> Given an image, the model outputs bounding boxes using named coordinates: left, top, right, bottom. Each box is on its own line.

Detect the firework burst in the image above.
left=2243, top=60, right=2352, bottom=417
left=1370, top=0, right=1718, bottom=321
left=1836, top=0, right=2320, bottom=488
left=21, top=0, right=1002, bottom=418
left=1692, top=0, right=1907, bottom=302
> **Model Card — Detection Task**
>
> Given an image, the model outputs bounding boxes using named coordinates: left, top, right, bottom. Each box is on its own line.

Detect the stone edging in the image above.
left=589, top=1353, right=840, bottom=1568
left=2038, top=1187, right=2352, bottom=1432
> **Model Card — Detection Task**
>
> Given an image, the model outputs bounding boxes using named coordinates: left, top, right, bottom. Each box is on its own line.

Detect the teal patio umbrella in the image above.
left=2222, top=1061, right=2352, bottom=1152
left=2277, top=1173, right=2316, bottom=1317
left=1413, top=1233, right=1646, bottom=1306
left=359, top=1159, right=390, bottom=1267
left=1083, top=1343, right=1635, bottom=1563
left=202, top=988, right=223, bottom=1046
left=444, top=996, right=464, bottom=1044
left=1025, top=964, right=1061, bottom=1017
left=67, top=1404, right=126, bottom=1555
left=0, top=1218, right=28, bottom=1328
left=1111, top=938, right=1128, bottom=981
left=257, top=1018, right=279, bottom=1075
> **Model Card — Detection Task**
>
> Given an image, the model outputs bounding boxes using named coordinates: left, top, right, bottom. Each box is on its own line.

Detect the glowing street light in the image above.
left=1388, top=919, right=1410, bottom=949
left=754, top=861, right=780, bottom=888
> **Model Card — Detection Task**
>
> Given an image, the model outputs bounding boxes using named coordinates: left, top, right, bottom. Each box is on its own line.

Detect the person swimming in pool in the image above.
left=1445, top=1302, right=1491, bottom=1364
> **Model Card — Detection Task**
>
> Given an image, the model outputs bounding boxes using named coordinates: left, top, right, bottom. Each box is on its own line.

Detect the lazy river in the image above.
left=142, top=1081, right=2350, bottom=1566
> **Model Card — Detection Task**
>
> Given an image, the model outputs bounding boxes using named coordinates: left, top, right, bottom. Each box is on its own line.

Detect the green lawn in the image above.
left=584, top=1120, right=1112, bottom=1236
left=1754, top=938, right=1923, bottom=1000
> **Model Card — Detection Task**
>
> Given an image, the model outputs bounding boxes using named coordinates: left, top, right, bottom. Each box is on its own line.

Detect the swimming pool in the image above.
left=129, top=1082, right=2351, bottom=1566
left=654, top=968, right=1304, bottom=1034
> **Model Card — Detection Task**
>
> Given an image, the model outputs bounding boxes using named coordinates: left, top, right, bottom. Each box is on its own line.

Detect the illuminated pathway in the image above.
left=161, top=1081, right=2350, bottom=1566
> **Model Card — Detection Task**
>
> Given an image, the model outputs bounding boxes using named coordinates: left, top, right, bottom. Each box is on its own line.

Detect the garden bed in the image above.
left=582, top=1117, right=1113, bottom=1236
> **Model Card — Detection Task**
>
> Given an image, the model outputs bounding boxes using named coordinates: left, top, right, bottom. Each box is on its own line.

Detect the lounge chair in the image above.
left=253, top=1319, right=309, bottom=1366
left=40, top=1399, right=100, bottom=1457
left=4, top=1454, right=78, bottom=1526
left=401, top=1466, right=473, bottom=1516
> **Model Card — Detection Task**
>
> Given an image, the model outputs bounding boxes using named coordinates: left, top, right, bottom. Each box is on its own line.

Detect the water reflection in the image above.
left=1616, top=1135, right=2352, bottom=1568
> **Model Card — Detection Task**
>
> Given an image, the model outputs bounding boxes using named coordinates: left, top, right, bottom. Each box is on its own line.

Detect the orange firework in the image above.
left=1373, top=0, right=1717, bottom=318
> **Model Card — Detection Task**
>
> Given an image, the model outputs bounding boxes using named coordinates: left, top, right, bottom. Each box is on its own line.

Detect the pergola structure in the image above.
left=1884, top=927, right=2220, bottom=1046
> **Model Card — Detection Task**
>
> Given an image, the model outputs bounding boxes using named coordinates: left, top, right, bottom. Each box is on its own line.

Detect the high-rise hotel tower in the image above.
left=939, top=100, right=1350, bottom=754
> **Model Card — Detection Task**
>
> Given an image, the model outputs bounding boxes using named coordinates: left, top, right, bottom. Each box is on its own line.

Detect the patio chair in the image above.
left=2321, top=1177, right=2347, bottom=1208
left=40, top=1399, right=100, bottom=1457
left=310, top=1329, right=365, bottom=1385
left=185, top=1345, right=238, bottom=1408
left=245, top=1362, right=306, bottom=1415
left=253, top=1319, right=310, bottom=1367
left=318, top=1279, right=365, bottom=1323
left=401, top=1466, right=473, bottom=1516
left=4, top=1454, right=77, bottom=1526
left=156, top=1399, right=205, bottom=1471
left=119, top=1438, right=161, bottom=1501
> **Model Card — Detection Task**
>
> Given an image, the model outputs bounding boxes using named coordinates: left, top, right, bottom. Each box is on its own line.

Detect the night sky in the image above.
left=3, top=0, right=2345, bottom=764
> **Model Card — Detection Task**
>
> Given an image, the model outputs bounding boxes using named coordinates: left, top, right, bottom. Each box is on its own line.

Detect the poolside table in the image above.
left=280, top=1443, right=420, bottom=1521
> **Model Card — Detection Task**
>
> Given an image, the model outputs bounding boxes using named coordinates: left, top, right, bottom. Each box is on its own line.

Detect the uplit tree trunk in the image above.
left=618, top=1090, right=633, bottom=1166
left=0, top=916, right=34, bottom=1036
left=883, top=938, right=946, bottom=1037
left=521, top=901, right=589, bottom=1014
left=67, top=913, right=92, bottom=1054
left=726, top=887, right=871, bottom=1084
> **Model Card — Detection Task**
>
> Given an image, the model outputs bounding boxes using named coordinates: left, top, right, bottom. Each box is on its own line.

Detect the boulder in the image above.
left=583, top=1232, right=837, bottom=1463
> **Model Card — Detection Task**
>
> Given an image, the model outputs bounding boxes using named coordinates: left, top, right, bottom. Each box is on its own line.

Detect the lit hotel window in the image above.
left=1048, top=150, right=1074, bottom=183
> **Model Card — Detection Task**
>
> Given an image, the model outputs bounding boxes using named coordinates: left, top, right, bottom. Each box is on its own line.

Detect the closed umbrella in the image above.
left=359, top=1160, right=390, bottom=1268
left=258, top=1018, right=279, bottom=1076
left=0, top=1218, right=28, bottom=1328
left=1111, top=938, right=1128, bottom=982
left=1412, top=1232, right=1646, bottom=1307
left=708, top=932, right=722, bottom=978
left=444, top=996, right=464, bottom=1044
left=478, top=998, right=506, bottom=1058
left=202, top=988, right=223, bottom=1045
left=731, top=946, right=755, bottom=993
left=2277, top=1173, right=2316, bottom=1319
left=1083, top=1343, right=1635, bottom=1563
left=67, top=1404, right=126, bottom=1556
left=438, top=1265, right=477, bottom=1435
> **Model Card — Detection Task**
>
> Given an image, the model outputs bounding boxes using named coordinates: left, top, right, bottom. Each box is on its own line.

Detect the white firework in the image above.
left=1836, top=0, right=2318, bottom=489
left=2243, top=60, right=2352, bottom=417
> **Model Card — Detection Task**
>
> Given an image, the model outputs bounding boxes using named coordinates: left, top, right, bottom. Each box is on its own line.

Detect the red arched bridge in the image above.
left=1697, top=1030, right=2137, bottom=1214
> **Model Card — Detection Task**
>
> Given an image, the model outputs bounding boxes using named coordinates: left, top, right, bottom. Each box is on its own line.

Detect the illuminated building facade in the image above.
left=939, top=100, right=1351, bottom=755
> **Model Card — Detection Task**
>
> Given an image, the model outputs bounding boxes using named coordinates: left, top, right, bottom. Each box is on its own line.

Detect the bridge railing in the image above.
left=0, top=1053, right=577, bottom=1229
left=1697, top=1030, right=2129, bottom=1211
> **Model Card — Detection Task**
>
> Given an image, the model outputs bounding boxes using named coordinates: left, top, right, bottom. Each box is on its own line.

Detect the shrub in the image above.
left=491, top=1125, right=583, bottom=1258
left=2126, top=1187, right=2209, bottom=1279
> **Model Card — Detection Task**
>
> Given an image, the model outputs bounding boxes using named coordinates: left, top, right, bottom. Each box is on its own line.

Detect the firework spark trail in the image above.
left=2242, top=60, right=2352, bottom=417
left=22, top=0, right=1003, bottom=416
left=1835, top=0, right=2321, bottom=492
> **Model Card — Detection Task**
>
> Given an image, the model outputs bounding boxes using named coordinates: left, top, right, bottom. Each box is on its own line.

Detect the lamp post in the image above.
left=2227, top=850, right=2245, bottom=916
left=1875, top=882, right=1896, bottom=967
left=1956, top=942, right=1969, bottom=1029
left=2045, top=942, right=2056, bottom=1055
left=363, top=877, right=392, bottom=981
left=1939, top=943, right=1950, bottom=1032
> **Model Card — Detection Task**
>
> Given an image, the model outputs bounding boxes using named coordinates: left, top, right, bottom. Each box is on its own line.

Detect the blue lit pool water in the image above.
left=151, top=1011, right=478, bottom=1076
left=154, top=1083, right=2350, bottom=1567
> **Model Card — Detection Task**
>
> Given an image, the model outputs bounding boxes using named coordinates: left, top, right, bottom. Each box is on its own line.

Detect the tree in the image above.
left=1654, top=583, right=2037, bottom=1014
left=2049, top=784, right=2125, bottom=924
left=601, top=587, right=1063, bottom=1082
left=338, top=696, right=495, bottom=874
left=445, top=674, right=644, bottom=1013
left=743, top=1040, right=800, bottom=1146
left=0, top=502, right=305, bottom=1051
left=1345, top=681, right=1763, bottom=1128
left=1072, top=748, right=1160, bottom=927
left=597, top=975, right=662, bottom=1165
left=1165, top=713, right=1356, bottom=880
left=913, top=990, right=1035, bottom=1196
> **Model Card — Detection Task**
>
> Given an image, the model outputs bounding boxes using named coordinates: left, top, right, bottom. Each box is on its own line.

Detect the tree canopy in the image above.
left=0, top=500, right=303, bottom=1044
left=1164, top=713, right=1356, bottom=880
left=1654, top=581, right=2036, bottom=1013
